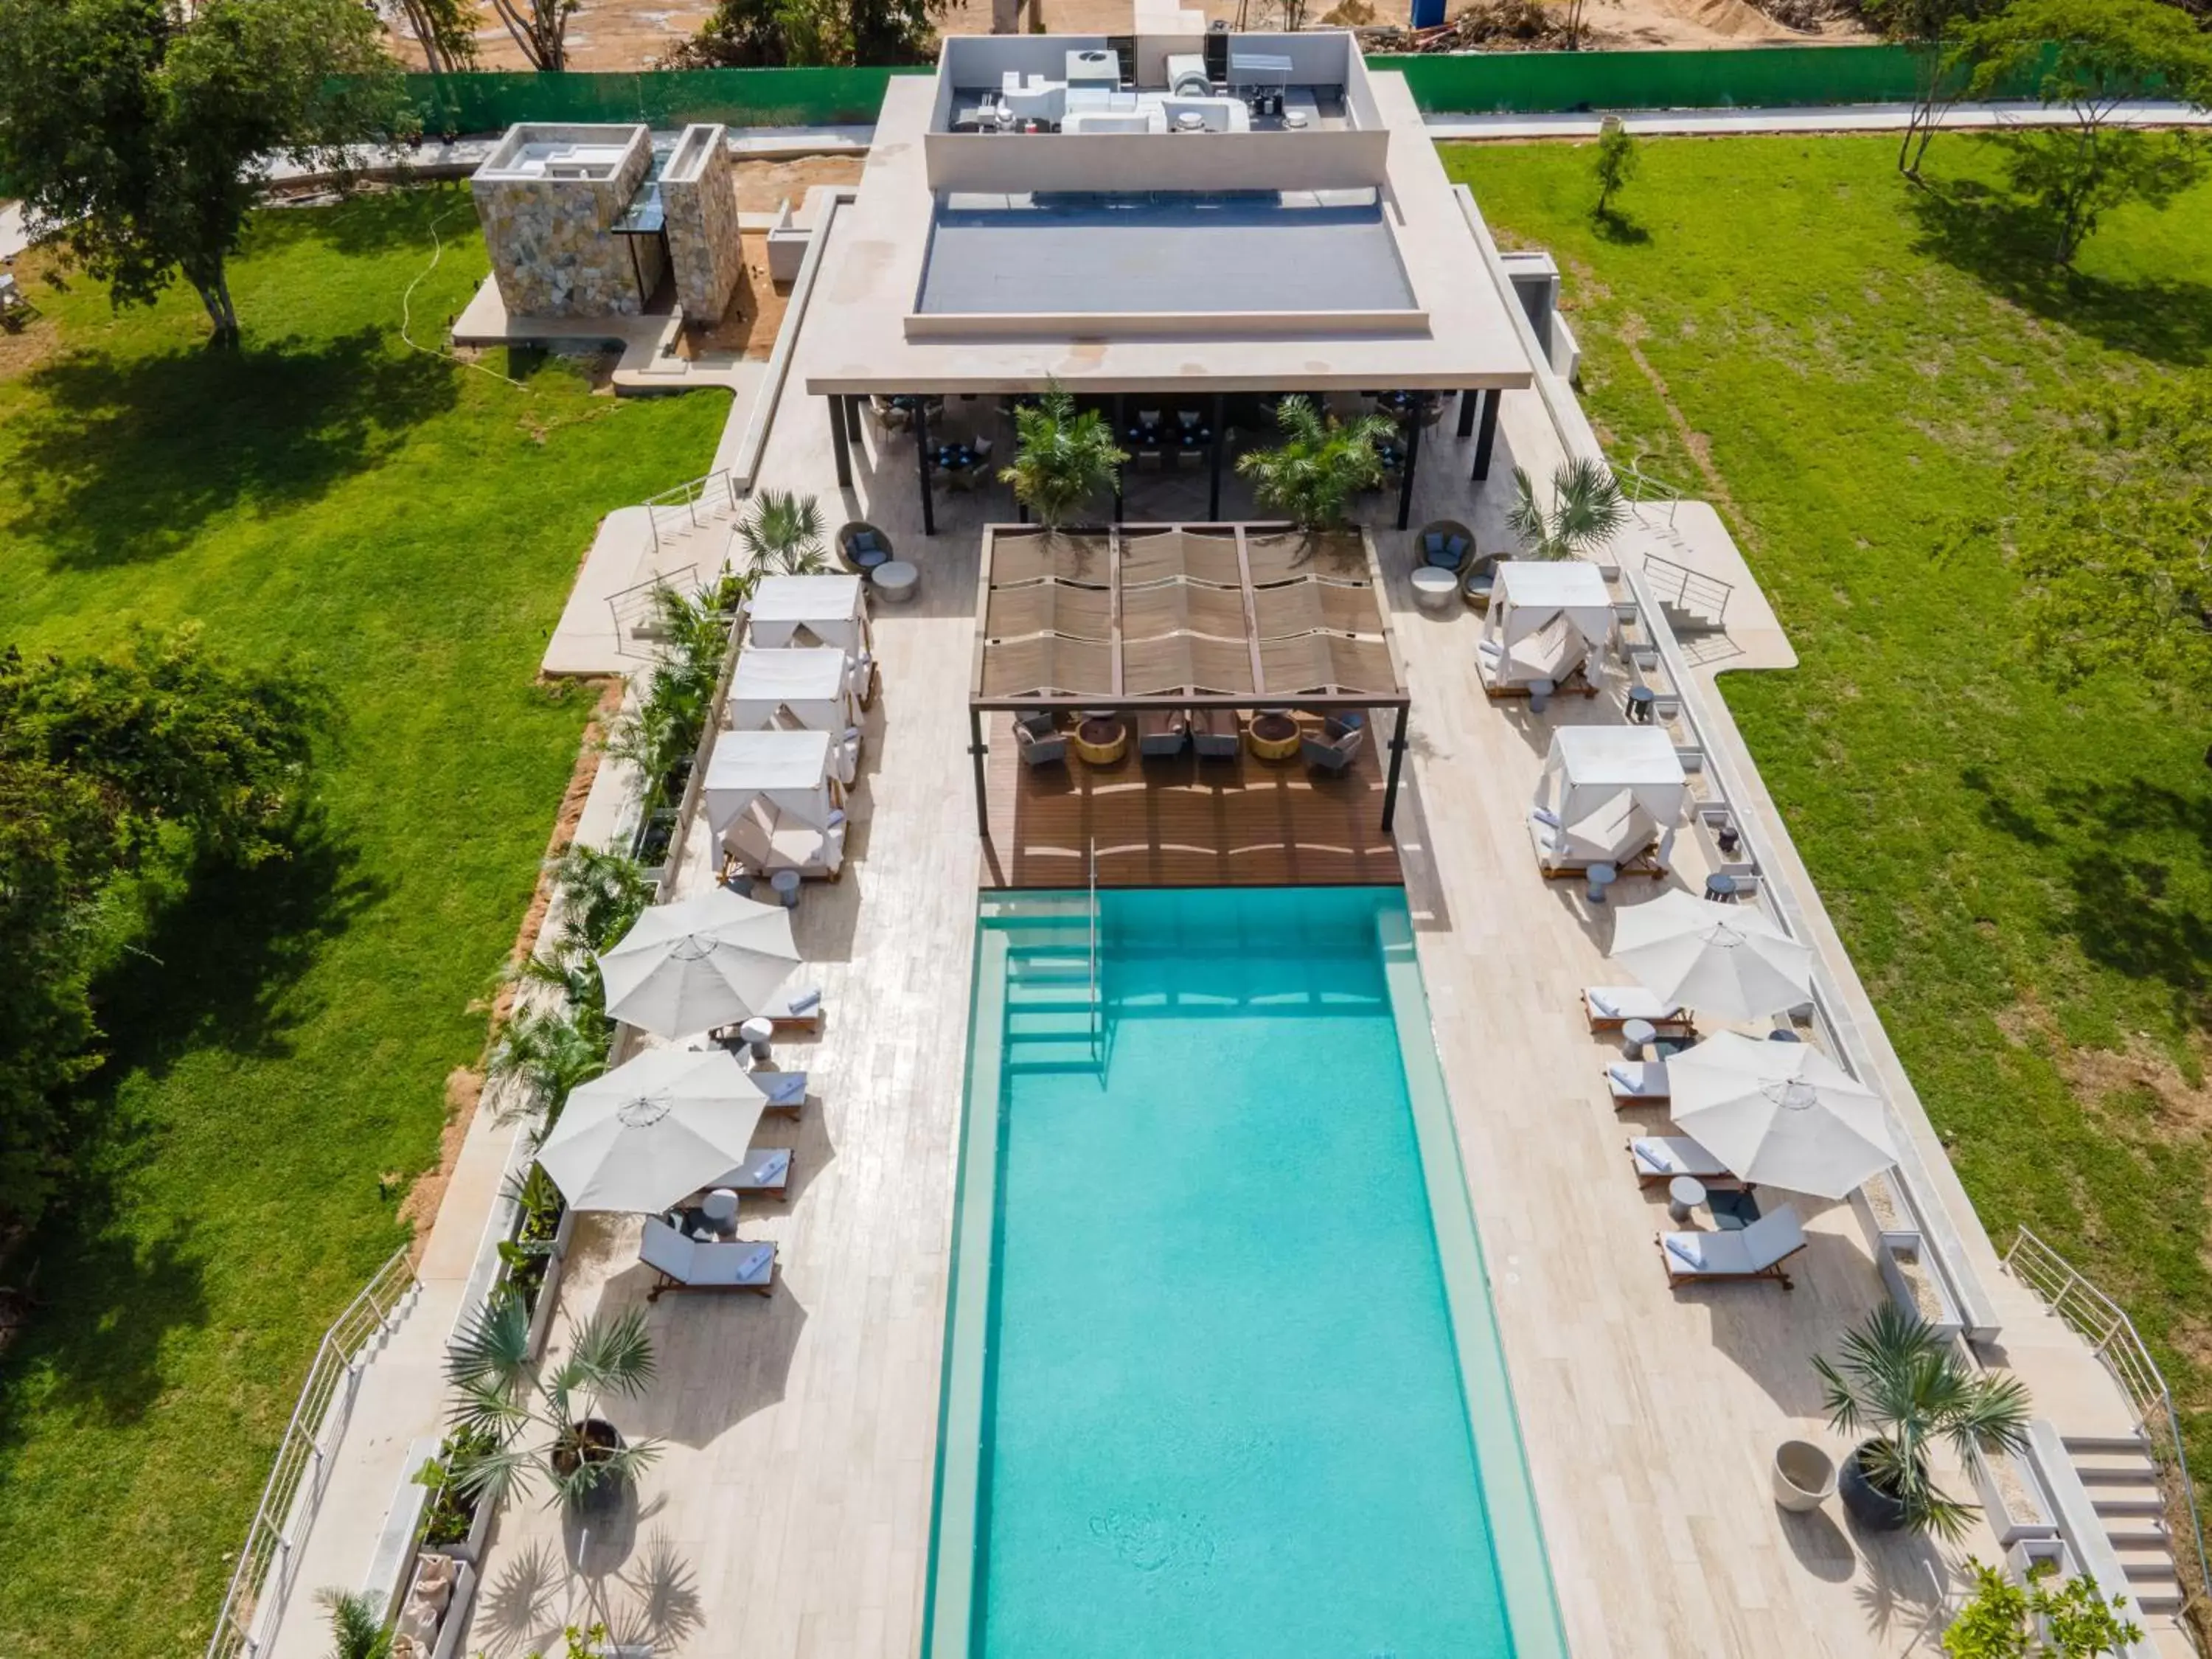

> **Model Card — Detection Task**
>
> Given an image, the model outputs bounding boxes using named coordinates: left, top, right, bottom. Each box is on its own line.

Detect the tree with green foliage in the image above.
left=734, top=489, right=830, bottom=575
left=664, top=0, right=941, bottom=66
left=1592, top=116, right=1638, bottom=218
left=1001, top=382, right=1127, bottom=530
left=0, top=0, right=414, bottom=344
left=0, top=627, right=328, bottom=1234
left=1861, top=0, right=2000, bottom=178
left=1941, top=1558, right=2143, bottom=1658
left=1957, top=0, right=2212, bottom=264
left=1237, top=395, right=1394, bottom=531
left=1506, top=457, right=1628, bottom=560
left=315, top=1588, right=393, bottom=1659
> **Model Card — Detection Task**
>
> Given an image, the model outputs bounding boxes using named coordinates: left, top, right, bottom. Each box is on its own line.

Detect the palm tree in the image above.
left=1506, top=456, right=1630, bottom=560
left=1001, top=383, right=1126, bottom=529
left=447, top=1301, right=662, bottom=1516
left=484, top=1004, right=608, bottom=1126
left=1235, top=395, right=1394, bottom=530
left=733, top=489, right=829, bottom=574
left=547, top=844, right=654, bottom=954
left=1815, top=1303, right=2032, bottom=1539
left=316, top=1588, right=391, bottom=1659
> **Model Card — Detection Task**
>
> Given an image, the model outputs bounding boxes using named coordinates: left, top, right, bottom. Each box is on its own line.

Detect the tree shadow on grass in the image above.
left=253, top=181, right=476, bottom=260
left=1960, top=765, right=2212, bottom=1029
left=90, top=807, right=386, bottom=1081
left=1591, top=206, right=1652, bottom=246
left=1904, top=178, right=2212, bottom=370
left=6, top=325, right=461, bottom=571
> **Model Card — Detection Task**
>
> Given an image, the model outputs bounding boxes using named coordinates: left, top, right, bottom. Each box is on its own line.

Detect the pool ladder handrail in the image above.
left=1087, top=838, right=1100, bottom=1067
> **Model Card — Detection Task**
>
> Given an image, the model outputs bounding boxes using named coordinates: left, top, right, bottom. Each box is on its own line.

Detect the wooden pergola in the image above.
left=966, top=521, right=1415, bottom=836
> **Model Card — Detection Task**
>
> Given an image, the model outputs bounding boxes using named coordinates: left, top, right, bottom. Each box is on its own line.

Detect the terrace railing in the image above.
left=2006, top=1225, right=2212, bottom=1631
left=644, top=468, right=741, bottom=556
left=1615, top=459, right=1683, bottom=529
left=1641, top=552, right=1733, bottom=633
left=206, top=1245, right=417, bottom=1659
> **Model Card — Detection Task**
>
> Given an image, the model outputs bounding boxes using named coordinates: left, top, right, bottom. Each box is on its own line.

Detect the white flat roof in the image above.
left=704, top=728, right=834, bottom=790
left=748, top=574, right=865, bottom=625
left=797, top=72, right=1536, bottom=396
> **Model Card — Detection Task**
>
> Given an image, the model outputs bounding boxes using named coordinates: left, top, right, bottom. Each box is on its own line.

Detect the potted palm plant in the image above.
left=733, top=489, right=830, bottom=574
left=447, top=1302, right=662, bottom=1517
left=484, top=1004, right=608, bottom=1129
left=999, top=381, right=1126, bottom=529
left=1236, top=394, right=1395, bottom=530
left=1815, top=1304, right=2032, bottom=1537
left=1506, top=456, right=1630, bottom=560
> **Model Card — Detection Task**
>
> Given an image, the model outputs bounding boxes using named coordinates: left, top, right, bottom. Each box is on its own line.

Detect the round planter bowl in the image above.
left=1837, top=1444, right=1911, bottom=1531
left=1772, top=1439, right=1837, bottom=1513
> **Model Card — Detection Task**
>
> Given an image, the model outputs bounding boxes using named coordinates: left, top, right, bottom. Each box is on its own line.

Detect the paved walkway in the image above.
left=1427, top=99, right=2212, bottom=140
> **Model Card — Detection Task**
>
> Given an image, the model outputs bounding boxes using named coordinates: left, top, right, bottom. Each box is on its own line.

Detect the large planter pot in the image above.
left=1772, top=1439, right=1837, bottom=1514
left=1837, top=1443, right=1911, bottom=1531
left=552, top=1418, right=631, bottom=1513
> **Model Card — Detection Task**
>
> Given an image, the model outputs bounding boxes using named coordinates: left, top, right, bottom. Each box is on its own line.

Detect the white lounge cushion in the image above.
left=709, top=1147, right=793, bottom=1191
left=1608, top=1060, right=1670, bottom=1099
left=1630, top=1137, right=1728, bottom=1180
left=762, top=981, right=822, bottom=1020
left=1742, top=1206, right=1807, bottom=1271
left=1663, top=1233, right=1706, bottom=1271
left=641, top=1217, right=776, bottom=1288
left=1585, top=987, right=1683, bottom=1023
left=756, top=1069, right=807, bottom=1106
left=1531, top=806, right=1561, bottom=830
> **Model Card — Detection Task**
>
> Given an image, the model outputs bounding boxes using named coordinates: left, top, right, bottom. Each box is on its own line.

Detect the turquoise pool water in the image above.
left=930, top=888, right=1562, bottom=1659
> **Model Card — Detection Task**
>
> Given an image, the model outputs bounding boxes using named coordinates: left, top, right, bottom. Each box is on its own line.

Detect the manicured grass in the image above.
left=0, top=187, right=726, bottom=1658
left=1441, top=136, right=2212, bottom=1467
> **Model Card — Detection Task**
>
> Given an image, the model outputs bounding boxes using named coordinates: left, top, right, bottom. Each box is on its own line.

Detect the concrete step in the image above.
left=2115, top=1538, right=2179, bottom=1572
left=1005, top=1040, right=1099, bottom=1074
left=1007, top=1009, right=1096, bottom=1040
left=1008, top=954, right=1091, bottom=981
left=2071, top=1450, right=2162, bottom=1486
left=1006, top=984, right=1101, bottom=1010
left=2101, top=1517, right=2171, bottom=1549
left=2061, top=1432, right=2152, bottom=1455
left=2091, top=1492, right=2168, bottom=1518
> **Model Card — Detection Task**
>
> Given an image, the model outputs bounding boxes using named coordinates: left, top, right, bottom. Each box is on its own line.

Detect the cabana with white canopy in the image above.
left=1478, top=560, right=1618, bottom=697
left=745, top=574, right=872, bottom=658
left=705, top=728, right=849, bottom=879
left=1528, top=724, right=1686, bottom=875
left=728, top=646, right=864, bottom=735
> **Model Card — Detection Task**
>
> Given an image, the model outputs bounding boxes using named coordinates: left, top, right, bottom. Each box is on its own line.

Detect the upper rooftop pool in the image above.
left=928, top=887, right=1565, bottom=1658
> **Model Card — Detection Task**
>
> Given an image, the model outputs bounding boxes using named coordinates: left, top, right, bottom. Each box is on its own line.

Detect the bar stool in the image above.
left=1585, top=862, right=1618, bottom=905
left=1625, top=686, right=1657, bottom=724
left=1705, top=872, right=1739, bottom=903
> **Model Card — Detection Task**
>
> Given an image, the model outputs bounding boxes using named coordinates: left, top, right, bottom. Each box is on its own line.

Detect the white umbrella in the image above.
left=1667, top=1031, right=1896, bottom=1197
left=1610, top=888, right=1814, bottom=1022
left=599, top=889, right=799, bottom=1039
left=537, top=1048, right=768, bottom=1213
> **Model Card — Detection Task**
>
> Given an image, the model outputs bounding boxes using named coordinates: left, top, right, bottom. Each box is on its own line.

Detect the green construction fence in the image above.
left=389, top=44, right=2062, bottom=133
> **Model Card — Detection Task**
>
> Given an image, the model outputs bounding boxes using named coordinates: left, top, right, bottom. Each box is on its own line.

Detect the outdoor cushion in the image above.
left=1663, top=1234, right=1705, bottom=1271
left=1742, top=1208, right=1807, bottom=1270
left=1632, top=1138, right=1677, bottom=1174
left=1424, top=532, right=1444, bottom=557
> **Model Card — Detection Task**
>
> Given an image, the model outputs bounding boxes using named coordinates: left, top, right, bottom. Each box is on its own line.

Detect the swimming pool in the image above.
left=928, top=888, right=1564, bottom=1659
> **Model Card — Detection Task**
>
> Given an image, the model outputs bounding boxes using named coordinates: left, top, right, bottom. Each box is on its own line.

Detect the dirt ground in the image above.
left=405, top=0, right=1865, bottom=74
left=731, top=153, right=866, bottom=212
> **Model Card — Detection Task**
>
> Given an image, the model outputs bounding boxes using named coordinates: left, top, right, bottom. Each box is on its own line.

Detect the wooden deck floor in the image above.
left=980, top=712, right=1403, bottom=889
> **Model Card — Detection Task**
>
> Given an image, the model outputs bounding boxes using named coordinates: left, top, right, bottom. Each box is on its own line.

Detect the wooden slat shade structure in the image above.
left=968, top=522, right=1414, bottom=835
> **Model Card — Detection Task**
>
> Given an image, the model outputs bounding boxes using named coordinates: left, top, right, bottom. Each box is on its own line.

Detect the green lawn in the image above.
left=1442, top=136, right=2212, bottom=1466
left=0, top=187, right=726, bottom=1658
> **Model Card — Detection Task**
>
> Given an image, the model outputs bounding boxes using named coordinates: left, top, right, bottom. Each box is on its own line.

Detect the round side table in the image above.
left=1411, top=566, right=1459, bottom=613
left=1585, top=862, right=1619, bottom=905
left=1527, top=677, right=1556, bottom=714
left=872, top=560, right=919, bottom=605
left=770, top=869, right=803, bottom=909
left=1621, top=1016, right=1658, bottom=1058
left=737, top=1016, right=775, bottom=1064
left=1668, top=1175, right=1708, bottom=1225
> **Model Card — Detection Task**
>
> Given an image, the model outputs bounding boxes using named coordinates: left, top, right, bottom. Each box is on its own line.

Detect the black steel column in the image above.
left=970, top=706, right=990, bottom=838
left=1382, top=707, right=1409, bottom=834
left=1208, top=393, right=1225, bottom=520
left=830, top=395, right=852, bottom=489
left=1394, top=411, right=1422, bottom=532
left=1471, top=390, right=1500, bottom=483
left=916, top=397, right=936, bottom=537
left=1113, top=394, right=1126, bottom=524
left=1456, top=388, right=1479, bottom=439
left=843, top=395, right=862, bottom=442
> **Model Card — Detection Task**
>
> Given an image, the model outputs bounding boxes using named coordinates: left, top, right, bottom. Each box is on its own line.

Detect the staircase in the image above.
left=2066, top=1431, right=2186, bottom=1616
left=991, top=894, right=1104, bottom=1078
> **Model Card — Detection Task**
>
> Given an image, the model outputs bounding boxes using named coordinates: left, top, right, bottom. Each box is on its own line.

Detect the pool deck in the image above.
left=457, top=214, right=2170, bottom=1659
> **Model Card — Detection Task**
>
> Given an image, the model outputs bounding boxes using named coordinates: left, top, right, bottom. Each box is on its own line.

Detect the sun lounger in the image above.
left=706, top=1147, right=794, bottom=1197
left=640, top=1217, right=778, bottom=1300
left=751, top=1069, right=809, bottom=1116
left=1138, top=709, right=1189, bottom=757
left=1582, top=987, right=1692, bottom=1034
left=1627, top=1135, right=1736, bottom=1188
left=1607, top=1060, right=1670, bottom=1107
left=759, top=982, right=824, bottom=1031
left=1657, top=1206, right=1806, bottom=1290
left=1191, top=709, right=1240, bottom=759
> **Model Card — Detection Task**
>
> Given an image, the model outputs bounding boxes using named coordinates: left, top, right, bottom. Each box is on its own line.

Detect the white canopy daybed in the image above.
left=728, top=646, right=863, bottom=737
left=1528, top=724, right=1686, bottom=875
left=1478, top=560, right=1618, bottom=696
left=704, top=728, right=848, bottom=879
left=744, top=574, right=875, bottom=706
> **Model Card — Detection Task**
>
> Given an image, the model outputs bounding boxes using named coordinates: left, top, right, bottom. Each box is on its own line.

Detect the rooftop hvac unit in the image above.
left=1065, top=48, right=1119, bottom=91
left=1165, top=52, right=1211, bottom=99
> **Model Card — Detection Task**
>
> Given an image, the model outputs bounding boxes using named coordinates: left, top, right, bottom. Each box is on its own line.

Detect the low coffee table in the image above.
left=1247, top=712, right=1300, bottom=761
left=872, top=560, right=919, bottom=604
left=1072, top=716, right=1128, bottom=765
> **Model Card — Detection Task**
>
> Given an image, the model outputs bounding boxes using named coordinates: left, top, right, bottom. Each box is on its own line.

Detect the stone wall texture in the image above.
left=473, top=139, right=656, bottom=318
left=661, top=126, right=745, bottom=325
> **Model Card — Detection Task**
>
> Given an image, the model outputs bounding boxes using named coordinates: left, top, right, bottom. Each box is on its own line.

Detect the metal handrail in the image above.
left=1087, top=838, right=1100, bottom=1068
left=642, top=468, right=740, bottom=554
left=2007, top=1225, right=2212, bottom=1635
left=1615, top=459, right=1684, bottom=528
left=1641, top=552, right=1733, bottom=630
left=206, top=1245, right=417, bottom=1659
